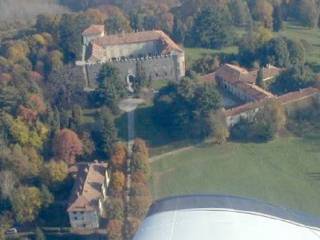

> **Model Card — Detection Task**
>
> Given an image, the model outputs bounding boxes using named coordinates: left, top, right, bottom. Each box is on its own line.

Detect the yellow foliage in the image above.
left=11, top=186, right=43, bottom=223
left=41, top=161, right=68, bottom=185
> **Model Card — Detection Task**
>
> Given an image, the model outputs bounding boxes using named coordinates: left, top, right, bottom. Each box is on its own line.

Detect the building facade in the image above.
left=202, top=64, right=320, bottom=127
left=78, top=25, right=186, bottom=90
left=67, top=162, right=110, bottom=229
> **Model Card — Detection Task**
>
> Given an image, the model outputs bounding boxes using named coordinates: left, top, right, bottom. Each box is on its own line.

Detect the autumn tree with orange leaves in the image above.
left=53, top=129, right=83, bottom=165
left=107, top=219, right=123, bottom=240
left=111, top=143, right=127, bottom=170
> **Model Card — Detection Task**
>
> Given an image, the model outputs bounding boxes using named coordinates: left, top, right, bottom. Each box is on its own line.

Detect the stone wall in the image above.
left=86, top=55, right=180, bottom=89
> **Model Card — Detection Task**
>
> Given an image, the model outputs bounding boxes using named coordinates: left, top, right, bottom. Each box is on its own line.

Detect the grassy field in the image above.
left=185, top=46, right=238, bottom=68
left=151, top=131, right=320, bottom=215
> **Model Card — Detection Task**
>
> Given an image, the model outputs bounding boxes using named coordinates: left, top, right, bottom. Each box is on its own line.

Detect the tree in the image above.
left=172, top=16, right=186, bottom=43
left=40, top=185, right=54, bottom=208
left=251, top=99, right=286, bottom=141
left=0, top=171, right=17, bottom=199
left=238, top=26, right=272, bottom=67
left=111, top=143, right=128, bottom=170
left=35, top=227, right=46, bottom=240
left=296, top=0, right=319, bottom=28
left=132, top=139, right=149, bottom=157
left=272, top=65, right=315, bottom=94
left=252, top=0, right=274, bottom=29
left=96, top=63, right=126, bottom=110
left=210, top=111, right=230, bottom=144
left=261, top=37, right=290, bottom=67
left=194, top=83, right=222, bottom=113
left=130, top=182, right=151, bottom=197
left=109, top=171, right=126, bottom=195
left=232, top=99, right=286, bottom=141
left=10, top=186, right=43, bottom=223
left=107, top=220, right=123, bottom=240
left=41, top=161, right=68, bottom=186
left=192, top=54, right=220, bottom=74
left=128, top=196, right=152, bottom=219
left=286, top=39, right=305, bottom=65
left=0, top=145, right=43, bottom=179
left=95, top=109, right=118, bottom=158
left=187, top=7, right=233, bottom=49
left=256, top=67, right=265, bottom=88
left=229, top=0, right=251, bottom=27
left=54, top=129, right=83, bottom=165
left=58, top=13, right=91, bottom=61
left=105, top=15, right=131, bottom=34
left=79, top=132, right=96, bottom=160
left=125, top=217, right=141, bottom=240
left=273, top=4, right=283, bottom=32
left=106, top=197, right=125, bottom=220
left=70, top=104, right=83, bottom=131
left=0, top=213, right=13, bottom=240
left=131, top=171, right=147, bottom=185
left=153, top=76, right=222, bottom=139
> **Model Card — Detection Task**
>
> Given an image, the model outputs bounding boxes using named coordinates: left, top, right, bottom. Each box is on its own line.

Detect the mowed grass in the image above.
left=185, top=46, right=238, bottom=67
left=151, top=132, right=320, bottom=215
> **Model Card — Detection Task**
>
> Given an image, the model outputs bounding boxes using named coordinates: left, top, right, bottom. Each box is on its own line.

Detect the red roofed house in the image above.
left=82, top=25, right=105, bottom=46
left=67, top=162, right=109, bottom=229
left=201, top=64, right=320, bottom=127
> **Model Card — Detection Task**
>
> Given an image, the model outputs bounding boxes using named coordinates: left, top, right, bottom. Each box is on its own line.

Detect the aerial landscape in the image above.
left=0, top=0, right=320, bottom=239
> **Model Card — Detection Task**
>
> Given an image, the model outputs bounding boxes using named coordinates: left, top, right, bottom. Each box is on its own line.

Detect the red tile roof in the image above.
left=225, top=87, right=320, bottom=118
left=278, top=87, right=320, bottom=105
left=92, top=30, right=183, bottom=53
left=82, top=25, right=104, bottom=36
left=68, top=162, right=108, bottom=212
left=213, top=64, right=280, bottom=101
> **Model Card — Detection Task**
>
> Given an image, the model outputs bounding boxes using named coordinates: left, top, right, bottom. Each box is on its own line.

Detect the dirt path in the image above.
left=150, top=139, right=215, bottom=162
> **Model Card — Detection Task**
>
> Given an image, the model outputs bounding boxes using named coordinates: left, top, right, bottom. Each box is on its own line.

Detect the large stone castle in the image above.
left=77, top=25, right=185, bottom=91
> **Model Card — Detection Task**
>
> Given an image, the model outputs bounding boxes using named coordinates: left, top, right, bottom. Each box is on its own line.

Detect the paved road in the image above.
left=118, top=98, right=144, bottom=236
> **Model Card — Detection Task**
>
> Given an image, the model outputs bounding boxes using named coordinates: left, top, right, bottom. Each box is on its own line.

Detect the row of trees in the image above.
left=239, top=26, right=306, bottom=68
left=106, top=139, right=152, bottom=240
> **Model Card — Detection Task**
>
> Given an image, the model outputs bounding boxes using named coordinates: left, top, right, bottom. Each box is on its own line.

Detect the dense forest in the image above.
left=0, top=0, right=320, bottom=239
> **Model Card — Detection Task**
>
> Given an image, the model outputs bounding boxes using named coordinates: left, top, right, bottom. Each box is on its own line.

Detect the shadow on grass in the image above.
left=115, top=106, right=199, bottom=155
left=307, top=172, right=320, bottom=181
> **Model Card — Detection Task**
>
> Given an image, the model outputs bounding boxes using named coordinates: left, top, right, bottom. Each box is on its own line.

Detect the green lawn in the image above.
left=151, top=131, right=320, bottom=215
left=185, top=46, right=238, bottom=68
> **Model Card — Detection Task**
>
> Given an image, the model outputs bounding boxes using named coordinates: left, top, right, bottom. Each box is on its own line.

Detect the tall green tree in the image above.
left=95, top=109, right=118, bottom=158
left=272, top=65, right=315, bottom=94
left=229, top=0, right=251, bottom=27
left=105, top=15, right=131, bottom=34
left=96, top=64, right=126, bottom=111
left=187, top=7, right=233, bottom=49
left=58, top=14, right=91, bottom=61
left=286, top=39, right=305, bottom=65
left=261, top=37, right=290, bottom=67
left=256, top=67, right=265, bottom=88
left=272, top=4, right=283, bottom=32
left=296, top=0, right=319, bottom=28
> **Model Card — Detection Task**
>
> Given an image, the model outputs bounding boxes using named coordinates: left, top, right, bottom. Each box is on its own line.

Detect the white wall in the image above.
left=69, top=211, right=99, bottom=229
